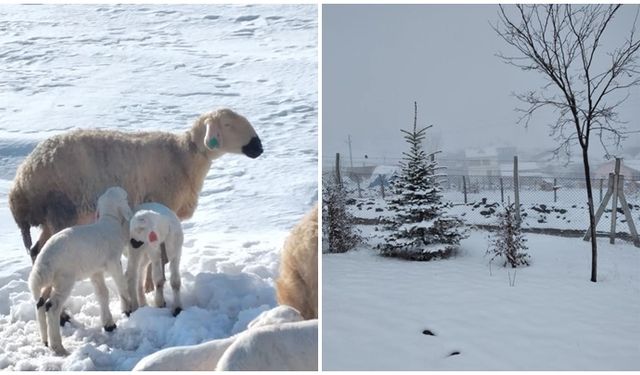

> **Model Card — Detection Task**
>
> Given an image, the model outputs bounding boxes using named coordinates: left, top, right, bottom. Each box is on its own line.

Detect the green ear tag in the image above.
left=207, top=137, right=219, bottom=149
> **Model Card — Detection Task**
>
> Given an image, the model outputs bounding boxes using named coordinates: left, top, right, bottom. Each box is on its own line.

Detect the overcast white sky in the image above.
left=322, top=4, right=640, bottom=165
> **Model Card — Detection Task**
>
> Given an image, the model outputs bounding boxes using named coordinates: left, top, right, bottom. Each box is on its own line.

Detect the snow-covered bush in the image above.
left=487, top=204, right=530, bottom=268
left=322, top=174, right=360, bottom=253
left=377, top=102, right=466, bottom=261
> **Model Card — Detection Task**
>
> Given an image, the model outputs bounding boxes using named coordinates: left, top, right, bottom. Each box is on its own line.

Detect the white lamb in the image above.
left=28, top=186, right=133, bottom=356
left=126, top=202, right=183, bottom=316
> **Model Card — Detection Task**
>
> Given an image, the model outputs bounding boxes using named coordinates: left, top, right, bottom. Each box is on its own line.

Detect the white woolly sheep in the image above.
left=276, top=204, right=318, bottom=319
left=126, top=202, right=183, bottom=316
left=28, top=186, right=133, bottom=356
left=132, top=305, right=315, bottom=371
left=10, top=108, right=263, bottom=263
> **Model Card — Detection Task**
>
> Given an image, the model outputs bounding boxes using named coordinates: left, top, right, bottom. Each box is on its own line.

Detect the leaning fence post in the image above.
left=513, top=156, right=521, bottom=223
left=500, top=177, right=504, bottom=204
left=610, top=158, right=621, bottom=244
left=553, top=178, right=557, bottom=203
left=462, top=175, right=468, bottom=204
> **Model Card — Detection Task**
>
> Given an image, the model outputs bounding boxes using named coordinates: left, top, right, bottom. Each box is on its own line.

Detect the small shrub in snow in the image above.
left=377, top=102, right=466, bottom=261
left=487, top=204, right=530, bottom=268
left=322, top=175, right=360, bottom=253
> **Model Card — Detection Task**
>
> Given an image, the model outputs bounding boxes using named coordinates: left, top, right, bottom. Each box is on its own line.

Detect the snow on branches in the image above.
left=487, top=203, right=530, bottom=268
left=377, top=102, right=466, bottom=261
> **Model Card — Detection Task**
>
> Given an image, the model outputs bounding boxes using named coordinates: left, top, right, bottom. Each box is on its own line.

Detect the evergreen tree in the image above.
left=323, top=174, right=360, bottom=253
left=377, top=102, right=466, bottom=261
left=487, top=204, right=530, bottom=268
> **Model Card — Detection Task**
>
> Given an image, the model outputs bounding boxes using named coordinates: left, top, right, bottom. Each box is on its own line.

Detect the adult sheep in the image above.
left=10, top=108, right=263, bottom=263
left=276, top=204, right=318, bottom=319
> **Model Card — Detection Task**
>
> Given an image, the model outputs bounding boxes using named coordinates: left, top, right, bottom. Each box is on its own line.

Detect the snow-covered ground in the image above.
left=0, top=4, right=316, bottom=370
left=323, top=229, right=640, bottom=370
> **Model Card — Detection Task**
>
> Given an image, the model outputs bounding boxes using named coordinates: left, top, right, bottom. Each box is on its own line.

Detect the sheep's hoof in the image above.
left=44, top=341, right=48, bottom=347
left=104, top=324, right=117, bottom=332
left=52, top=345, right=69, bottom=356
left=60, top=311, right=71, bottom=327
left=172, top=307, right=182, bottom=317
left=124, top=310, right=132, bottom=317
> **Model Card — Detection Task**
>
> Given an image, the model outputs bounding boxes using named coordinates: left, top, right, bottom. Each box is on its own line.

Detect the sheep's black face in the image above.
left=130, top=238, right=144, bottom=249
left=242, top=136, right=263, bottom=159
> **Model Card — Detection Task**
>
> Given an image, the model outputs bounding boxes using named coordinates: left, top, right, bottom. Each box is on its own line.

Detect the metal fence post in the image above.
left=335, top=153, right=341, bottom=186
left=610, top=158, right=621, bottom=244
left=553, top=177, right=557, bottom=203
left=513, top=156, right=521, bottom=222
left=500, top=177, right=504, bottom=204
left=462, top=175, right=468, bottom=204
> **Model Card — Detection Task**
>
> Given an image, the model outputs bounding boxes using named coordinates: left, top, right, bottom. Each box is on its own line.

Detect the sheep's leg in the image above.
left=125, top=251, right=141, bottom=312
left=151, top=260, right=166, bottom=308
left=136, top=254, right=151, bottom=307
left=107, top=260, right=132, bottom=317
left=144, top=265, right=154, bottom=293
left=90, top=273, right=116, bottom=331
left=169, top=257, right=182, bottom=316
left=35, top=286, right=52, bottom=346
left=45, top=279, right=74, bottom=356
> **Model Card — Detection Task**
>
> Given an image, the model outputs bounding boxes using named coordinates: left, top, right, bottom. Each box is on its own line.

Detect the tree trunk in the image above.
left=581, top=146, right=598, bottom=282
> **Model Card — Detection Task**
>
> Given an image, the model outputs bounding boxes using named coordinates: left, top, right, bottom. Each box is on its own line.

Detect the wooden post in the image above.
left=584, top=174, right=615, bottom=241
left=500, top=177, right=504, bottom=204
left=553, top=178, right=557, bottom=203
left=599, top=178, right=603, bottom=203
left=513, top=156, right=520, bottom=223
left=610, top=158, right=621, bottom=244
left=616, top=175, right=640, bottom=247
left=462, top=175, right=468, bottom=204
left=335, top=153, right=341, bottom=186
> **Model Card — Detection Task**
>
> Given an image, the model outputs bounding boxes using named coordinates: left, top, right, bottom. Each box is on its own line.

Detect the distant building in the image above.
left=594, top=159, right=640, bottom=181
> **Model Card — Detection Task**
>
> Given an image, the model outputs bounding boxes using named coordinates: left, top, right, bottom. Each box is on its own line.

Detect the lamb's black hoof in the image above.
left=124, top=310, right=132, bottom=317
left=44, top=341, right=48, bottom=347
left=104, top=324, right=117, bottom=332
left=422, top=329, right=436, bottom=336
left=60, top=311, right=71, bottom=326
left=172, top=307, right=182, bottom=317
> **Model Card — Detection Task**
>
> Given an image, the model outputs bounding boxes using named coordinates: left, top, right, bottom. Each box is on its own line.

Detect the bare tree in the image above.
left=494, top=4, right=640, bottom=282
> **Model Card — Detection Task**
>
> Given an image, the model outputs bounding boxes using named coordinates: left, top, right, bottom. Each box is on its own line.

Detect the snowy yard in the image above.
left=323, top=229, right=640, bottom=370
left=0, top=4, right=316, bottom=370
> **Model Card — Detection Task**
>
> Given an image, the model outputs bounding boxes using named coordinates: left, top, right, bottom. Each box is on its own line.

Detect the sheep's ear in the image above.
left=120, top=205, right=133, bottom=221
left=204, top=117, right=223, bottom=150
left=148, top=231, right=158, bottom=243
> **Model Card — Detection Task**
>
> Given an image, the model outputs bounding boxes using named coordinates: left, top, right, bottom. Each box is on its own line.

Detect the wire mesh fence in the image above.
left=322, top=166, right=640, bottom=235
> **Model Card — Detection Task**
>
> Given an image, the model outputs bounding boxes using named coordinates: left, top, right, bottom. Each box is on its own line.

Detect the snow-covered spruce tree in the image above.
left=377, top=102, right=466, bottom=261
left=323, top=174, right=360, bottom=253
left=487, top=204, right=530, bottom=268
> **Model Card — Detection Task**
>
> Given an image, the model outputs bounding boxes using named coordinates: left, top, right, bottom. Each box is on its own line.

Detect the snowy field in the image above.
left=323, top=229, right=640, bottom=370
left=0, top=4, right=316, bottom=370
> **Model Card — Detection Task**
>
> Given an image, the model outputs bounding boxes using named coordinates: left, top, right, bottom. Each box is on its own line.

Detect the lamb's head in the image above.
left=129, top=210, right=161, bottom=249
left=201, top=108, right=263, bottom=159
left=97, top=186, right=133, bottom=222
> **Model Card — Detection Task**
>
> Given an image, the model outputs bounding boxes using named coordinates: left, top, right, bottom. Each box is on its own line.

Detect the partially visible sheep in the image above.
left=276, top=204, right=318, bottom=319
left=127, top=202, right=183, bottom=316
left=10, top=108, right=263, bottom=263
left=215, top=319, right=318, bottom=371
left=132, top=305, right=310, bottom=371
left=28, top=186, right=133, bottom=356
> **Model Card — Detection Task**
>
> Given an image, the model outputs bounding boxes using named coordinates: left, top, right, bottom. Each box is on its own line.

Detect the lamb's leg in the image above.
left=169, top=258, right=182, bottom=316
left=35, top=286, right=52, bottom=346
left=151, top=259, right=166, bottom=308
left=137, top=254, right=151, bottom=307
left=45, top=279, right=74, bottom=356
left=107, top=260, right=132, bottom=317
left=125, top=251, right=141, bottom=312
left=90, top=273, right=116, bottom=331
left=144, top=265, right=154, bottom=293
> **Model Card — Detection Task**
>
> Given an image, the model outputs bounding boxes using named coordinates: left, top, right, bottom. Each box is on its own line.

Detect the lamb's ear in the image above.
left=120, top=204, right=133, bottom=222
left=148, top=231, right=158, bottom=243
left=204, top=117, right=223, bottom=150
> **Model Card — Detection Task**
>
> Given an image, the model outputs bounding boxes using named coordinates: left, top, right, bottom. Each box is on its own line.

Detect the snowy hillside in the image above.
left=323, top=230, right=640, bottom=370
left=0, top=4, right=316, bottom=370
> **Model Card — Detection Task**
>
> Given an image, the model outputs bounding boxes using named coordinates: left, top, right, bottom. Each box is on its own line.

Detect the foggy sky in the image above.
left=322, top=5, right=640, bottom=166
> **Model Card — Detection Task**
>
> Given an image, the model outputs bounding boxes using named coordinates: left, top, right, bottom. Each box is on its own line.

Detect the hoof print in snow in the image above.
left=421, top=329, right=436, bottom=336
left=447, top=351, right=461, bottom=357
